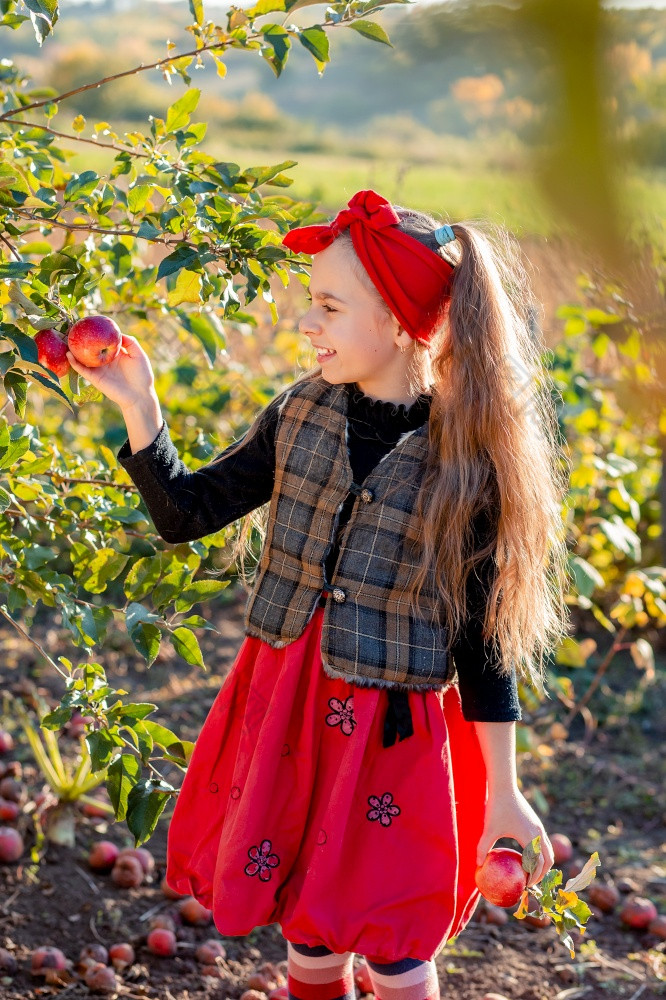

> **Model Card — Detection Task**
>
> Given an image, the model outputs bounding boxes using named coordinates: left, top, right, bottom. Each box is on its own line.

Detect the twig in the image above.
left=49, top=474, right=137, bottom=489
left=627, top=985, right=647, bottom=1000
left=89, top=914, right=106, bottom=945
left=6, top=210, right=158, bottom=241
left=0, top=887, right=21, bottom=914
left=563, top=627, right=627, bottom=728
left=593, top=951, right=647, bottom=982
left=74, top=863, right=100, bottom=895
left=0, top=603, right=68, bottom=678
left=4, top=508, right=146, bottom=539
left=0, top=38, right=258, bottom=121
left=4, top=119, right=151, bottom=158
left=0, top=232, right=22, bottom=261
left=138, top=899, right=169, bottom=922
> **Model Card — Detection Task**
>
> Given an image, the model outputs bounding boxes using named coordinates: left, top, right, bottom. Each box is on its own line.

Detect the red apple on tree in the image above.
left=67, top=315, right=122, bottom=368
left=35, top=330, right=70, bottom=378
left=474, top=847, right=529, bottom=907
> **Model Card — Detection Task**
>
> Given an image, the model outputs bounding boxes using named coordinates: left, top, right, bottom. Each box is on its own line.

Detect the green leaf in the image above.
left=73, top=547, right=129, bottom=595
left=126, top=778, right=173, bottom=846
left=174, top=579, right=230, bottom=613
left=0, top=324, right=38, bottom=363
left=23, top=0, right=59, bottom=44
left=0, top=486, right=11, bottom=513
left=128, top=185, right=152, bottom=214
left=0, top=435, right=30, bottom=471
left=245, top=0, right=286, bottom=13
left=569, top=556, right=604, bottom=600
left=188, top=0, right=204, bottom=24
left=347, top=19, right=392, bottom=45
left=156, top=245, right=199, bottom=281
left=107, top=752, right=141, bottom=821
left=0, top=261, right=32, bottom=278
left=262, top=23, right=291, bottom=77
left=245, top=160, right=298, bottom=188
left=179, top=311, right=222, bottom=367
left=129, top=622, right=161, bottom=666
left=13, top=367, right=74, bottom=413
left=137, top=220, right=161, bottom=240
left=163, top=739, right=194, bottom=766
left=85, top=728, right=124, bottom=772
left=170, top=626, right=205, bottom=668
left=124, top=556, right=166, bottom=602
left=64, top=171, right=99, bottom=202
left=4, top=372, right=27, bottom=418
left=165, top=88, right=201, bottom=133
left=179, top=614, right=219, bottom=632
left=139, top=718, right=181, bottom=751
left=299, top=25, right=330, bottom=66
left=106, top=505, right=148, bottom=525
left=114, top=702, right=157, bottom=722
left=598, top=515, right=641, bottom=561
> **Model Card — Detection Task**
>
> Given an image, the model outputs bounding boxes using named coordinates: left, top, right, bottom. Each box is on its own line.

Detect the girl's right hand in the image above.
left=66, top=334, right=156, bottom=412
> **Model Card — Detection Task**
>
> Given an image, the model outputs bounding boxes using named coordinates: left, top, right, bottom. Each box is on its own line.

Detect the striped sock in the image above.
left=365, top=956, right=441, bottom=1000
left=287, top=941, right=355, bottom=1000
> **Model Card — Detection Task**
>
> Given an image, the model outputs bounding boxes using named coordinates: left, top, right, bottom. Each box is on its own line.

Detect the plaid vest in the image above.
left=243, top=376, right=456, bottom=693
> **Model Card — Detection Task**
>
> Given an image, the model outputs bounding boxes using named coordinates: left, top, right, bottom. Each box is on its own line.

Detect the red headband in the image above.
left=281, top=189, right=455, bottom=344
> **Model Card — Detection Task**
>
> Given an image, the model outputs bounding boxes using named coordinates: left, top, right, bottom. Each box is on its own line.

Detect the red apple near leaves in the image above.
left=475, top=847, right=529, bottom=907
left=35, top=330, right=70, bottom=378
left=68, top=315, right=122, bottom=368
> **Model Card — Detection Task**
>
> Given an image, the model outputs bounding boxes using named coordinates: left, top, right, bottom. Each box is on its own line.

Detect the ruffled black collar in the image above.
left=345, top=382, right=432, bottom=432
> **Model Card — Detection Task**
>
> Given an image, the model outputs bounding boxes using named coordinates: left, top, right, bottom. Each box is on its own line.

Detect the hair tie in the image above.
left=433, top=224, right=456, bottom=246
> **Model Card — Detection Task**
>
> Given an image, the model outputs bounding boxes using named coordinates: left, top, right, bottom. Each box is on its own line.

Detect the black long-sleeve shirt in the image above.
left=117, top=381, right=522, bottom=723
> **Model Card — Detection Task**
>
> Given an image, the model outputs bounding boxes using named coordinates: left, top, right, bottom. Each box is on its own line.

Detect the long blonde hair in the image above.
left=221, top=208, right=572, bottom=699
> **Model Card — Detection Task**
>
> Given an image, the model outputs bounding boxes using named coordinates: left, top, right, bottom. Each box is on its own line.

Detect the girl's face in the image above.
left=298, top=239, right=415, bottom=403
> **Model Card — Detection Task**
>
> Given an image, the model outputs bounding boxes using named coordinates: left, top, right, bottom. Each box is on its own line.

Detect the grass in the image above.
left=64, top=137, right=666, bottom=247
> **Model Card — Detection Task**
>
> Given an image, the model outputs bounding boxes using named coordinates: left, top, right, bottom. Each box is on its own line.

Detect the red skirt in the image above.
left=165, top=596, right=489, bottom=963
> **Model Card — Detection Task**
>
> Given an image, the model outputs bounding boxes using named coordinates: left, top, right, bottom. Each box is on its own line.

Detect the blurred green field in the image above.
left=67, top=137, right=666, bottom=247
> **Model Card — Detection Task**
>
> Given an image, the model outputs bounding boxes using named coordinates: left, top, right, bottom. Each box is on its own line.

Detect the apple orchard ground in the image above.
left=0, top=584, right=665, bottom=1000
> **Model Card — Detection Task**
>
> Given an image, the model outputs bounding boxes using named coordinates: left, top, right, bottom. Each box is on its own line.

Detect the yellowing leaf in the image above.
left=167, top=269, right=202, bottom=307
left=72, top=114, right=86, bottom=133
left=564, top=851, right=601, bottom=894
left=555, top=888, right=579, bottom=911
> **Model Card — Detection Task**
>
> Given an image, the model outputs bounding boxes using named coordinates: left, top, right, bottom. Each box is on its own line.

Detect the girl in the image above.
left=66, top=189, right=570, bottom=1000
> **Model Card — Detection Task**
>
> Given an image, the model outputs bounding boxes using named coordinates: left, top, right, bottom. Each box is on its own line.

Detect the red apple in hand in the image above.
left=68, top=316, right=122, bottom=368
left=475, top=847, right=529, bottom=907
left=35, top=330, right=70, bottom=378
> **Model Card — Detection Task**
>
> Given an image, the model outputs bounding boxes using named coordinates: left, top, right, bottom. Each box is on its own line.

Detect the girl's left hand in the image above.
left=476, top=787, right=555, bottom=888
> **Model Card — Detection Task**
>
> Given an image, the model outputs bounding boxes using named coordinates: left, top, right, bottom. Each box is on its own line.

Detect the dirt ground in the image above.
left=0, top=584, right=665, bottom=1000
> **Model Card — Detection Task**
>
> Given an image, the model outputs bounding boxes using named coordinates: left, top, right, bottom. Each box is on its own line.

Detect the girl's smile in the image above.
left=298, top=239, right=418, bottom=405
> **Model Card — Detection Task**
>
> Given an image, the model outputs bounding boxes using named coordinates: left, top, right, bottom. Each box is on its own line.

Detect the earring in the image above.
left=399, top=345, right=406, bottom=353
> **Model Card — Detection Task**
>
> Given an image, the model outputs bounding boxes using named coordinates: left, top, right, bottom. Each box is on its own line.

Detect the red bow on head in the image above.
left=282, top=189, right=454, bottom=344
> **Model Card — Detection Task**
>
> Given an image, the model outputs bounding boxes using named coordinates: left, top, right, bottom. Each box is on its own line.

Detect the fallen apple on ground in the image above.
left=111, top=854, right=144, bottom=888
left=108, top=942, right=135, bottom=969
left=88, top=840, right=119, bottom=872
left=620, top=896, right=658, bottom=928
left=147, top=928, right=177, bottom=957
left=67, top=315, right=122, bottom=368
left=31, top=946, right=68, bottom=976
left=178, top=896, right=213, bottom=925
left=0, top=826, right=23, bottom=862
left=84, top=961, right=118, bottom=993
